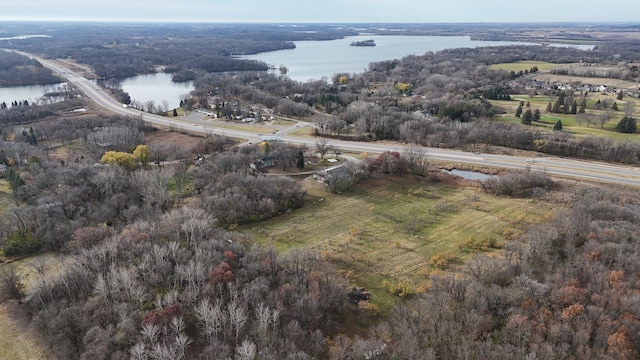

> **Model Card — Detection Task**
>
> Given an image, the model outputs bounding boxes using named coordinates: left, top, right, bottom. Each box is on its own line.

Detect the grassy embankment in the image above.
left=0, top=179, right=52, bottom=359
left=245, top=175, right=552, bottom=314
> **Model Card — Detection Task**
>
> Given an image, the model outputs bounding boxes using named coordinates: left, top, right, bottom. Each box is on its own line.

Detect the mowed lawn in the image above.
left=491, top=95, right=640, bottom=141
left=245, top=176, right=551, bottom=311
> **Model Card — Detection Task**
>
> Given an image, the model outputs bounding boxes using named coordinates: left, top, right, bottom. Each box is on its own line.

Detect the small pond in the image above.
left=442, top=169, right=494, bottom=181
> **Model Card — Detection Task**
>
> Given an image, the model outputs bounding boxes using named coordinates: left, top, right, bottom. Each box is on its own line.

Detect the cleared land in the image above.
left=245, top=175, right=552, bottom=312
left=0, top=252, right=63, bottom=360
left=1, top=183, right=56, bottom=359
left=488, top=60, right=563, bottom=72
left=0, top=179, right=11, bottom=214
left=533, top=73, right=637, bottom=89
left=0, top=304, right=49, bottom=360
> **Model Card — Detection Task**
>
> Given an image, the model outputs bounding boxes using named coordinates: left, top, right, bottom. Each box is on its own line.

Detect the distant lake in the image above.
left=0, top=82, right=66, bottom=106
left=120, top=73, right=194, bottom=110
left=240, top=35, right=538, bottom=82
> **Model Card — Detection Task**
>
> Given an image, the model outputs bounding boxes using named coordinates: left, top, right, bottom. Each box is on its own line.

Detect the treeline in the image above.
left=330, top=187, right=640, bottom=359
left=550, top=65, right=636, bottom=80
left=0, top=93, right=85, bottom=126
left=2, top=23, right=356, bottom=80
left=0, top=51, right=60, bottom=86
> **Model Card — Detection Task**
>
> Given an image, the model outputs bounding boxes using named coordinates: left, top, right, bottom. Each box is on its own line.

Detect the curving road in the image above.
left=18, top=50, right=640, bottom=187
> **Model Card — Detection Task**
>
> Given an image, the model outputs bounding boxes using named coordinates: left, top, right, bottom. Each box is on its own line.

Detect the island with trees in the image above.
left=350, top=39, right=376, bottom=47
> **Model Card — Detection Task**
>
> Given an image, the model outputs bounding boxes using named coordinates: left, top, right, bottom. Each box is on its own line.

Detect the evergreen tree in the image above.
left=612, top=102, right=619, bottom=111
left=579, top=98, right=587, bottom=113
left=526, top=101, right=530, bottom=107
left=521, top=109, right=533, bottom=125
left=553, top=120, right=563, bottom=131
left=515, top=105, right=523, bottom=118
left=616, top=117, right=637, bottom=133
left=617, top=91, right=624, bottom=100
left=296, top=150, right=305, bottom=169
left=553, top=92, right=566, bottom=113
left=533, top=109, right=541, bottom=121
left=571, top=101, right=577, bottom=114
left=546, top=102, right=552, bottom=112
left=173, top=108, right=178, bottom=117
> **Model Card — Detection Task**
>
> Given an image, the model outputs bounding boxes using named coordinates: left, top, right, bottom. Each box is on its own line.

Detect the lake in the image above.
left=0, top=83, right=66, bottom=106
left=1, top=36, right=592, bottom=109
left=240, top=35, right=539, bottom=82
left=119, top=73, right=194, bottom=111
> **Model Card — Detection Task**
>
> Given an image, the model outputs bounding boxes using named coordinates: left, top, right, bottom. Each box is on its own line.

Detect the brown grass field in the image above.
left=0, top=303, right=50, bottom=360
left=1, top=182, right=58, bottom=358
left=0, top=252, right=64, bottom=360
left=245, top=174, right=553, bottom=312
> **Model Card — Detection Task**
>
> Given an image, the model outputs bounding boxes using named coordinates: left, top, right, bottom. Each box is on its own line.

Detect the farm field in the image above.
left=245, top=175, right=553, bottom=312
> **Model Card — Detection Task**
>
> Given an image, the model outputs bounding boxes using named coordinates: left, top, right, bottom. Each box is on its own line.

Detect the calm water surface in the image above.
left=240, top=35, right=537, bottom=82
left=442, top=169, right=494, bottom=181
left=119, top=73, right=194, bottom=110
left=0, top=83, right=66, bottom=106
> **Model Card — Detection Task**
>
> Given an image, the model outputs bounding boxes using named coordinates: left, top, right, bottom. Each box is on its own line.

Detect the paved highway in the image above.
left=19, top=50, right=640, bottom=187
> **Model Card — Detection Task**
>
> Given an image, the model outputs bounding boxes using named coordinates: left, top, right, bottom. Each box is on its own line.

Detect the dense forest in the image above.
left=0, top=50, right=60, bottom=86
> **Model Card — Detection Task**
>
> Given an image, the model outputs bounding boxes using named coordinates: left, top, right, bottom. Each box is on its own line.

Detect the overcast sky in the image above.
left=2, top=0, right=640, bottom=23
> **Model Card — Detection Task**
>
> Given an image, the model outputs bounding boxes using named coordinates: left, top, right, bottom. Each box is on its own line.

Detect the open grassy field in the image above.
left=491, top=95, right=640, bottom=141
left=245, top=176, right=552, bottom=313
left=488, top=61, right=563, bottom=72
left=0, top=253, right=63, bottom=360
left=209, top=121, right=281, bottom=134
left=0, top=305, right=50, bottom=360
left=532, top=73, right=637, bottom=89
left=0, top=179, right=11, bottom=214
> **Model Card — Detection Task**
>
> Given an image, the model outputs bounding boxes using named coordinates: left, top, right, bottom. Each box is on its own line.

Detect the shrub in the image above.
left=3, top=231, right=42, bottom=257
left=481, top=168, right=555, bottom=198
